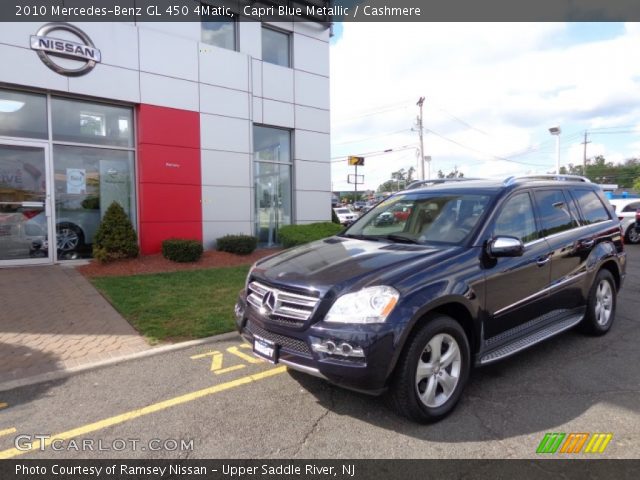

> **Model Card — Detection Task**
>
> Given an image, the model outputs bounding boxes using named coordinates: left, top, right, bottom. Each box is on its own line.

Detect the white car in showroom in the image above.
left=609, top=197, right=640, bottom=244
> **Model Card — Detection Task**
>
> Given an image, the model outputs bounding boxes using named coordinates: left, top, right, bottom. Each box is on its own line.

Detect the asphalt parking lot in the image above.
left=0, top=246, right=638, bottom=460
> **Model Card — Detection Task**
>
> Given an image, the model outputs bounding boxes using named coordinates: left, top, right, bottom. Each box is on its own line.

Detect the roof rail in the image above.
left=406, top=177, right=481, bottom=190
left=503, top=174, right=591, bottom=186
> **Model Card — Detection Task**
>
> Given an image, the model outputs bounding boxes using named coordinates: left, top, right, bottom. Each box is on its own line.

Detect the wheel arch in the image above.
left=387, top=299, right=479, bottom=383
left=599, top=259, right=621, bottom=291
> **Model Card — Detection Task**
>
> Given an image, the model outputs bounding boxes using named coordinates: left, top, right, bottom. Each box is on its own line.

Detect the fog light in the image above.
left=311, top=339, right=364, bottom=358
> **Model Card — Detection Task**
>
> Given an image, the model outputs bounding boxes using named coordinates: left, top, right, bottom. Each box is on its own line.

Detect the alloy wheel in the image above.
left=415, top=333, right=462, bottom=408
left=595, top=279, right=613, bottom=326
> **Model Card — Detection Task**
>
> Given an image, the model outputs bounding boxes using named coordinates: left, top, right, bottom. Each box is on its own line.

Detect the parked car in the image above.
left=392, top=203, right=412, bottom=222
left=608, top=198, right=640, bottom=244
left=373, top=211, right=395, bottom=226
left=635, top=209, right=640, bottom=234
left=332, top=207, right=358, bottom=226
left=236, top=175, right=625, bottom=422
left=353, top=201, right=367, bottom=211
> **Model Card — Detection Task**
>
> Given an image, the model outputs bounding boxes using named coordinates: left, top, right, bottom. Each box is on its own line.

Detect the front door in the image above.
left=0, top=141, right=53, bottom=266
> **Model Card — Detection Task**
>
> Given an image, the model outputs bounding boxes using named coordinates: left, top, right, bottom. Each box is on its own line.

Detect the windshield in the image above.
left=343, top=192, right=493, bottom=245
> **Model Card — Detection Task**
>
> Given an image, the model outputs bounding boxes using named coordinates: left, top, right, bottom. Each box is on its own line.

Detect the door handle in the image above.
left=579, top=239, right=595, bottom=249
left=536, top=255, right=551, bottom=266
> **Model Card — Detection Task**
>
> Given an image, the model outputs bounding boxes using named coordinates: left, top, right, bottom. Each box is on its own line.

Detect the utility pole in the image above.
left=416, top=96, right=427, bottom=180
left=581, top=131, right=591, bottom=175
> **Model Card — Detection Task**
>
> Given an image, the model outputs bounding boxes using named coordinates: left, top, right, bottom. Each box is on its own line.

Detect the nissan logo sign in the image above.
left=30, top=23, right=101, bottom=76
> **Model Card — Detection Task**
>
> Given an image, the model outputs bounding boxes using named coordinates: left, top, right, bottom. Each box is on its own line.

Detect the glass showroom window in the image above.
left=254, top=126, right=292, bottom=246
left=201, top=13, right=237, bottom=50
left=51, top=97, right=135, bottom=259
left=262, top=27, right=291, bottom=67
left=0, top=89, right=48, bottom=139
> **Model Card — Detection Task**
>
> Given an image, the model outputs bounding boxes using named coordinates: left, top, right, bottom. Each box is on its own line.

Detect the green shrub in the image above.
left=216, top=234, right=258, bottom=255
left=93, top=202, right=139, bottom=263
left=278, top=222, right=343, bottom=248
left=162, top=238, right=204, bottom=263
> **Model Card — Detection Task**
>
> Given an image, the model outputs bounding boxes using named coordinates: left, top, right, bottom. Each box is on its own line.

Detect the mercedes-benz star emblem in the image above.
left=260, top=291, right=277, bottom=315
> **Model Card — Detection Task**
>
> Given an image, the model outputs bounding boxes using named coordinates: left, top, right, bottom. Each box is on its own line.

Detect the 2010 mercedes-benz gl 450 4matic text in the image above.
left=235, top=175, right=626, bottom=422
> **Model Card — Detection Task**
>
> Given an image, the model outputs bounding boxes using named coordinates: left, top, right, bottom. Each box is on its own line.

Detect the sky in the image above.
left=329, top=22, right=640, bottom=192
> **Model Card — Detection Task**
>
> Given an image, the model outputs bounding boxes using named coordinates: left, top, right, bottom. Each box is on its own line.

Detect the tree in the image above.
left=437, top=167, right=464, bottom=179
left=633, top=177, right=640, bottom=192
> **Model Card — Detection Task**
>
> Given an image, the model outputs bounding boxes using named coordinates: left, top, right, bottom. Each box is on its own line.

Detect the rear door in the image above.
left=532, top=188, right=586, bottom=312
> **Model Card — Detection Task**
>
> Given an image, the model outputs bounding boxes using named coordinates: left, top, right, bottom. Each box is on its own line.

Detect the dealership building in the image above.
left=0, top=12, right=331, bottom=266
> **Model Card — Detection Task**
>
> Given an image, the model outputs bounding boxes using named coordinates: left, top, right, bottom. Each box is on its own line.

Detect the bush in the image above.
left=216, top=234, right=258, bottom=255
left=93, top=202, right=139, bottom=263
left=278, top=222, right=343, bottom=248
left=162, top=238, right=204, bottom=263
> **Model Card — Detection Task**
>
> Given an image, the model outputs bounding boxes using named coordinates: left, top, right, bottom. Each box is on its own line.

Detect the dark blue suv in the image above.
left=235, top=176, right=626, bottom=422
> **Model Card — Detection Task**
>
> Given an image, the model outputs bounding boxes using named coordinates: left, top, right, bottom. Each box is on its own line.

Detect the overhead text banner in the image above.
left=2, top=0, right=640, bottom=22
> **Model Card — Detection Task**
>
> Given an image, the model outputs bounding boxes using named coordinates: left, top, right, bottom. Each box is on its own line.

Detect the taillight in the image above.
left=636, top=208, right=640, bottom=222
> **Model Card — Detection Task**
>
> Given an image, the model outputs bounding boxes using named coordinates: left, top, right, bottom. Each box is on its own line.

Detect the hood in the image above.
left=251, top=236, right=462, bottom=295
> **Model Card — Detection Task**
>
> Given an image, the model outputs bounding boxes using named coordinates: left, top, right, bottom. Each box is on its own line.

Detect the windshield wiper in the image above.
left=384, top=234, right=420, bottom=244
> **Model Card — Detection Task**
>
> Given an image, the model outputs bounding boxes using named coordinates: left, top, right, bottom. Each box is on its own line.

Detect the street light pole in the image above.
left=417, top=96, right=425, bottom=181
left=549, top=126, right=561, bottom=174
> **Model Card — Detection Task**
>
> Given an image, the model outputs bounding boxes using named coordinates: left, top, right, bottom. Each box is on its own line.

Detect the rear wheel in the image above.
left=388, top=314, right=470, bottom=423
left=580, top=269, right=617, bottom=336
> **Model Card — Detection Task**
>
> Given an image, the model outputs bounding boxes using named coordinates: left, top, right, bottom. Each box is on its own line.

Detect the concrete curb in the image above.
left=0, top=331, right=242, bottom=392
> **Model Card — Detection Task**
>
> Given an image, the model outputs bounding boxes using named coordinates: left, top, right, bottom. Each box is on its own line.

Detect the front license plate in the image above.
left=253, top=336, right=278, bottom=363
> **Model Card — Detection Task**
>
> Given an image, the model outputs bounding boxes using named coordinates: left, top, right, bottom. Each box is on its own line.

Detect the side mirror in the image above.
left=488, top=236, right=524, bottom=258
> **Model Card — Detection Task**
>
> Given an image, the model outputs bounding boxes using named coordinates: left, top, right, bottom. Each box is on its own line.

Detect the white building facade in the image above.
left=0, top=16, right=331, bottom=265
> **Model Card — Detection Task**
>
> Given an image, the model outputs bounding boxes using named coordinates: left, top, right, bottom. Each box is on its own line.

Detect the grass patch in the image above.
left=91, top=266, right=249, bottom=343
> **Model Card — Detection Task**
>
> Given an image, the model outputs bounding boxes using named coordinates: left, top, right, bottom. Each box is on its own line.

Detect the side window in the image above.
left=622, top=202, right=640, bottom=213
left=494, top=192, right=538, bottom=243
left=572, top=189, right=612, bottom=224
left=533, top=189, right=578, bottom=237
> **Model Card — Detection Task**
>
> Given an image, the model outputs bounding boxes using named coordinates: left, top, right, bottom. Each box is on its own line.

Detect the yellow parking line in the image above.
left=0, top=428, right=16, bottom=437
left=0, top=366, right=287, bottom=459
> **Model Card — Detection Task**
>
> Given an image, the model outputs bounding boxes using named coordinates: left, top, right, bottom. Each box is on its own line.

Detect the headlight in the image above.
left=324, top=286, right=399, bottom=324
left=245, top=262, right=258, bottom=291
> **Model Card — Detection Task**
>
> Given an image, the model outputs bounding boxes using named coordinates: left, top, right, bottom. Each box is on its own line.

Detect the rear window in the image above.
left=335, top=208, right=350, bottom=214
left=572, top=190, right=611, bottom=225
left=622, top=202, right=640, bottom=213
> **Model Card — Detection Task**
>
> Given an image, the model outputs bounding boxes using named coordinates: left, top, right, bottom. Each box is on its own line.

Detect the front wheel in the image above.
left=388, top=314, right=470, bottom=423
left=580, top=269, right=617, bottom=336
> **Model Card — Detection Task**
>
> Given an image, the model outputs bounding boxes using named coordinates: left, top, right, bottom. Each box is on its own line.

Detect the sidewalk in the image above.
left=0, top=265, right=150, bottom=384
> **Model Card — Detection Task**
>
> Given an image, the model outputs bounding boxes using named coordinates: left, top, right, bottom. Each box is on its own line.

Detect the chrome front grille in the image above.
left=247, top=281, right=319, bottom=324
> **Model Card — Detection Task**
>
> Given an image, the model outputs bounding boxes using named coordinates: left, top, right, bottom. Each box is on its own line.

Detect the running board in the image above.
left=479, top=314, right=583, bottom=365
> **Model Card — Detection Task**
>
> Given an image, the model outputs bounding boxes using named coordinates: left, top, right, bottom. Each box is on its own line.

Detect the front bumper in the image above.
left=234, top=293, right=396, bottom=394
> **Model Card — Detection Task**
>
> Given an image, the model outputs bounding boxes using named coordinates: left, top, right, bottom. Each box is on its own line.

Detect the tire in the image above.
left=56, top=223, right=84, bottom=254
left=626, top=226, right=640, bottom=244
left=580, top=269, right=617, bottom=336
left=387, top=314, right=471, bottom=423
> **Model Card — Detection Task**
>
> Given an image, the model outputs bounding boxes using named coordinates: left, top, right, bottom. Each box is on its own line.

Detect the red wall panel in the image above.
left=137, top=104, right=202, bottom=254
left=138, top=144, right=200, bottom=185
left=139, top=183, right=202, bottom=223
left=137, top=104, right=200, bottom=148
